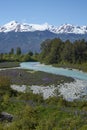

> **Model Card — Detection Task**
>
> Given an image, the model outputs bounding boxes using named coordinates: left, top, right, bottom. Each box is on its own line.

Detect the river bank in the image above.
left=53, top=62, right=87, bottom=72
left=0, top=62, right=87, bottom=101
left=0, top=62, right=20, bottom=68
left=11, top=79, right=87, bottom=101
left=0, top=68, right=73, bottom=86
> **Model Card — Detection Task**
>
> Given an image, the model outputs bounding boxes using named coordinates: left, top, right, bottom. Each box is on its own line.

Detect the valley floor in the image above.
left=0, top=62, right=87, bottom=130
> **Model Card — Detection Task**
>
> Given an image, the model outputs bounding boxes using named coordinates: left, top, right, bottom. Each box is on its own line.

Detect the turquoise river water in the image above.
left=20, top=62, right=87, bottom=81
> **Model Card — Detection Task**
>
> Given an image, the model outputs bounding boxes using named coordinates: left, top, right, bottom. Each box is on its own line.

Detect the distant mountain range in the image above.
left=0, top=21, right=87, bottom=53
left=1, top=21, right=87, bottom=34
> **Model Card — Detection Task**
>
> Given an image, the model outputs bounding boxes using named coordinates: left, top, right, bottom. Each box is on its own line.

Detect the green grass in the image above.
left=0, top=86, right=87, bottom=130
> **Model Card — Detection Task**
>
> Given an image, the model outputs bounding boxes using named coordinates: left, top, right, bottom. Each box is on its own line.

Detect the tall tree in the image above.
left=62, top=40, right=73, bottom=63
left=28, top=51, right=33, bottom=56
left=73, top=39, right=87, bottom=63
left=16, top=47, right=21, bottom=55
left=9, top=48, right=14, bottom=55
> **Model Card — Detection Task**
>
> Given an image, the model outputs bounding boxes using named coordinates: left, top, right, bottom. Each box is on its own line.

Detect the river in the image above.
left=16, top=62, right=87, bottom=100
left=20, top=62, right=87, bottom=81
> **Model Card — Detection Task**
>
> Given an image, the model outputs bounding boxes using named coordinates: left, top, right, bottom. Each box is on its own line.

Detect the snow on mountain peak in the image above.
left=0, top=21, right=87, bottom=34
left=28, top=23, right=49, bottom=31
left=56, top=24, right=79, bottom=34
left=0, top=21, right=20, bottom=32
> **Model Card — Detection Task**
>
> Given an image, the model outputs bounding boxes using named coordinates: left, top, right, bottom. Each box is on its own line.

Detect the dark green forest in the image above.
left=39, top=38, right=87, bottom=71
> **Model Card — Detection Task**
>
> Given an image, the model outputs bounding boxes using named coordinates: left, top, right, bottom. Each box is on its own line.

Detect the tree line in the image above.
left=0, top=47, right=37, bottom=62
left=39, top=38, right=87, bottom=64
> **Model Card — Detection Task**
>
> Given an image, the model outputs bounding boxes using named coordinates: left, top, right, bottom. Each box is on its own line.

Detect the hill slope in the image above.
left=0, top=21, right=87, bottom=53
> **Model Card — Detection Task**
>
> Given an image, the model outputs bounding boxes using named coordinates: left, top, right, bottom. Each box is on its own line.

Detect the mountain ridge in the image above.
left=0, top=21, right=87, bottom=34
left=0, top=21, right=87, bottom=53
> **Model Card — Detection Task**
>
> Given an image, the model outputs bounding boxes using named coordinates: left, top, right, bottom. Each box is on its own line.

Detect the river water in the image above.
left=20, top=62, right=87, bottom=81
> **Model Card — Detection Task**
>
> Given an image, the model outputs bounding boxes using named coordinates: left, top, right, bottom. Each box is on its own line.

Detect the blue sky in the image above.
left=0, top=0, right=87, bottom=26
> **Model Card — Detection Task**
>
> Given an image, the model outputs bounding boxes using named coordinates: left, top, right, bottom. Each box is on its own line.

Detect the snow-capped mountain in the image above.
left=0, top=21, right=87, bottom=53
left=0, top=21, right=87, bottom=34
left=56, top=24, right=87, bottom=34
left=0, top=21, right=53, bottom=33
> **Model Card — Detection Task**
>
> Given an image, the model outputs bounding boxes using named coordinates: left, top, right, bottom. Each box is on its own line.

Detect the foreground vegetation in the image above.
left=0, top=76, right=87, bottom=130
